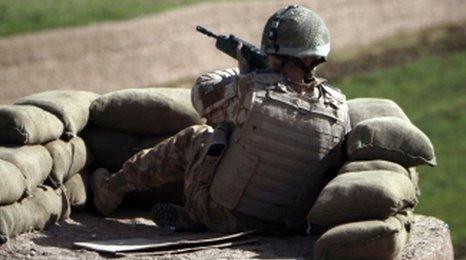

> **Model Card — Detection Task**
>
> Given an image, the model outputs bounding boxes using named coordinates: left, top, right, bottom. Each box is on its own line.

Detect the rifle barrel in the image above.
left=196, top=25, right=219, bottom=39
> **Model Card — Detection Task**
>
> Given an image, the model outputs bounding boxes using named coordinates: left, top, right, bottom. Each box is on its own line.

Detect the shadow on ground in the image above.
left=0, top=209, right=452, bottom=259
left=18, top=209, right=315, bottom=259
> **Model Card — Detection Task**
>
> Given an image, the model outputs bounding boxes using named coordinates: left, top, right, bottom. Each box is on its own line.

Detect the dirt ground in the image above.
left=0, top=209, right=315, bottom=259
left=0, top=0, right=465, bottom=104
left=0, top=211, right=451, bottom=259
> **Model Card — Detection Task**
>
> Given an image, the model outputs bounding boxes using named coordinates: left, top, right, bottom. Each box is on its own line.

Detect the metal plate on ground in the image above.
left=116, top=238, right=258, bottom=257
left=74, top=230, right=257, bottom=255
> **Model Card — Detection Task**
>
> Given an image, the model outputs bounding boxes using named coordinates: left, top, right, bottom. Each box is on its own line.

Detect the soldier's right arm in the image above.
left=191, top=68, right=240, bottom=124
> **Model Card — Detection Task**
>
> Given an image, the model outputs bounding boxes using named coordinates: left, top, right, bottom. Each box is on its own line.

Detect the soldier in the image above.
left=91, top=4, right=350, bottom=234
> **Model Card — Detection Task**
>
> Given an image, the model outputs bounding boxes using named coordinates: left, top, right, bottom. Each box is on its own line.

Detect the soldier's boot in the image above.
left=152, top=203, right=206, bottom=232
left=91, top=168, right=135, bottom=216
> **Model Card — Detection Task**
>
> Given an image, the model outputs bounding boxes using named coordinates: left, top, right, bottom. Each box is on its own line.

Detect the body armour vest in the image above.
left=209, top=72, right=348, bottom=229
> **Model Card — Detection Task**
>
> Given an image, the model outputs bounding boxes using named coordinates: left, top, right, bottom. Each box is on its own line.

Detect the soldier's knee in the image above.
left=180, top=124, right=213, bottom=136
left=172, top=124, right=213, bottom=149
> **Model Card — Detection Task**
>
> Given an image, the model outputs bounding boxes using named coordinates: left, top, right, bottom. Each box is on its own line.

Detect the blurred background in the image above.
left=0, top=0, right=465, bottom=256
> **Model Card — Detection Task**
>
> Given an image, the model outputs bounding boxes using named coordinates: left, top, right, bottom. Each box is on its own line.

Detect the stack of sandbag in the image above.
left=308, top=98, right=436, bottom=260
left=0, top=90, right=97, bottom=242
left=84, top=87, right=203, bottom=171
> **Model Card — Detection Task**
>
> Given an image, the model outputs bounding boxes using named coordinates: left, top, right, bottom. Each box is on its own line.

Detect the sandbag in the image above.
left=0, top=186, right=69, bottom=243
left=408, top=167, right=421, bottom=198
left=347, top=117, right=437, bottom=167
left=82, top=126, right=171, bottom=170
left=0, top=105, right=64, bottom=145
left=339, top=160, right=421, bottom=197
left=0, top=145, right=53, bottom=194
left=90, top=88, right=202, bottom=134
left=64, top=171, right=89, bottom=211
left=0, top=160, right=27, bottom=205
left=45, top=137, right=92, bottom=187
left=314, top=212, right=413, bottom=260
left=347, top=98, right=410, bottom=127
left=308, top=170, right=417, bottom=227
left=81, top=126, right=141, bottom=170
left=339, top=160, right=409, bottom=176
left=16, top=90, right=99, bottom=139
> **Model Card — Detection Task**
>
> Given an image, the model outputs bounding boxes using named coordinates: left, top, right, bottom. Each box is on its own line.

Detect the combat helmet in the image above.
left=261, top=4, right=331, bottom=60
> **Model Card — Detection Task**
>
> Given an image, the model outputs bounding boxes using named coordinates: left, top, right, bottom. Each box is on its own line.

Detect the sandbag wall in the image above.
left=0, top=91, right=98, bottom=242
left=308, top=98, right=436, bottom=260
left=0, top=87, right=203, bottom=241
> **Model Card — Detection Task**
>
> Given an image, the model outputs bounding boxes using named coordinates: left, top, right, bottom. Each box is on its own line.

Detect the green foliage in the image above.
left=337, top=50, right=466, bottom=246
left=0, top=0, right=211, bottom=36
left=321, top=24, right=466, bottom=82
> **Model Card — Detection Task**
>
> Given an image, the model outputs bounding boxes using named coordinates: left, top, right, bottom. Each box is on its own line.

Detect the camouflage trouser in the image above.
left=112, top=124, right=248, bottom=233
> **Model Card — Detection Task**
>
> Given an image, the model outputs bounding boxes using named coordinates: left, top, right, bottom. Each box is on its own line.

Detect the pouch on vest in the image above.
left=197, top=122, right=233, bottom=186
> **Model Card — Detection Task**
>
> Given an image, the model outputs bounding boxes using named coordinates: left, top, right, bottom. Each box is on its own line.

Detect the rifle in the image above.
left=196, top=25, right=268, bottom=71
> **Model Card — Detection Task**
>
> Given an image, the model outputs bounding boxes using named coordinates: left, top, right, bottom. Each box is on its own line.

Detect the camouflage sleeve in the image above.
left=191, top=68, right=240, bottom=124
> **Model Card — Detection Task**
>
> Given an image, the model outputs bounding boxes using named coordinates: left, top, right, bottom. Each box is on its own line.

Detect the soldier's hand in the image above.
left=236, top=42, right=251, bottom=74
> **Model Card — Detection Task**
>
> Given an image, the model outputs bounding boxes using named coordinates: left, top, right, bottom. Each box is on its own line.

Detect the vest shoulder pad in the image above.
left=321, top=83, right=346, bottom=104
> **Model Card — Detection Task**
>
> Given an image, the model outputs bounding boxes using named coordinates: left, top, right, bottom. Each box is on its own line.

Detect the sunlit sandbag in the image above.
left=90, top=88, right=202, bottom=135
left=308, top=170, right=417, bottom=227
left=16, top=90, right=99, bottom=139
left=0, top=105, right=64, bottom=145
left=346, top=117, right=436, bottom=167
left=314, top=212, right=413, bottom=260
left=347, top=98, right=409, bottom=127
left=45, top=137, right=92, bottom=187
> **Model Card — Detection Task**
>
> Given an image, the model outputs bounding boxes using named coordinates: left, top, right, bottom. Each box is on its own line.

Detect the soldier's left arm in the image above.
left=191, top=68, right=241, bottom=125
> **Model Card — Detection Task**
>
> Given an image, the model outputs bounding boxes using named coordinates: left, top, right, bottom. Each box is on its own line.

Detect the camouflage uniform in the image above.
left=97, top=5, right=352, bottom=233
left=103, top=67, right=346, bottom=233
